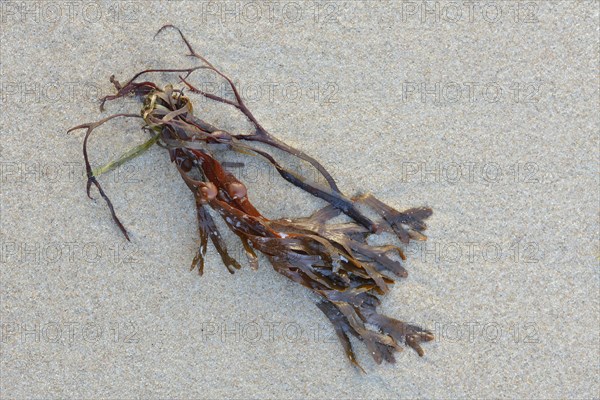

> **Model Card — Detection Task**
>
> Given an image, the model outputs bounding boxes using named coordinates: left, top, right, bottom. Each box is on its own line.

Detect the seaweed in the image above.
left=68, top=25, right=434, bottom=371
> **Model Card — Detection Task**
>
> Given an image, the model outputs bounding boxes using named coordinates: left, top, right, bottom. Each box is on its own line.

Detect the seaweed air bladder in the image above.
left=68, top=25, right=434, bottom=371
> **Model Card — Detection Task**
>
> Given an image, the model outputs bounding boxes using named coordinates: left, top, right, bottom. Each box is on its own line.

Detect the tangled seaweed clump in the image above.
left=68, top=25, right=434, bottom=371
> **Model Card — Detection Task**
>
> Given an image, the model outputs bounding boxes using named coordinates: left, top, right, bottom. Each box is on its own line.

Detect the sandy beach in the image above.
left=0, top=1, right=598, bottom=398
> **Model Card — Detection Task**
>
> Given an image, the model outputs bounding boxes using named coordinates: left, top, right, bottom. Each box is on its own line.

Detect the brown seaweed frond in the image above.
left=69, top=25, right=435, bottom=371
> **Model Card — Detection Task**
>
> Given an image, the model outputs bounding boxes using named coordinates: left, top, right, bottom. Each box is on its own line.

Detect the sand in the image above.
left=0, top=1, right=598, bottom=398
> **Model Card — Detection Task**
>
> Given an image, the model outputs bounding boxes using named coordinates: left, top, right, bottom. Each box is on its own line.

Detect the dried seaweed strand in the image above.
left=68, top=25, right=435, bottom=371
